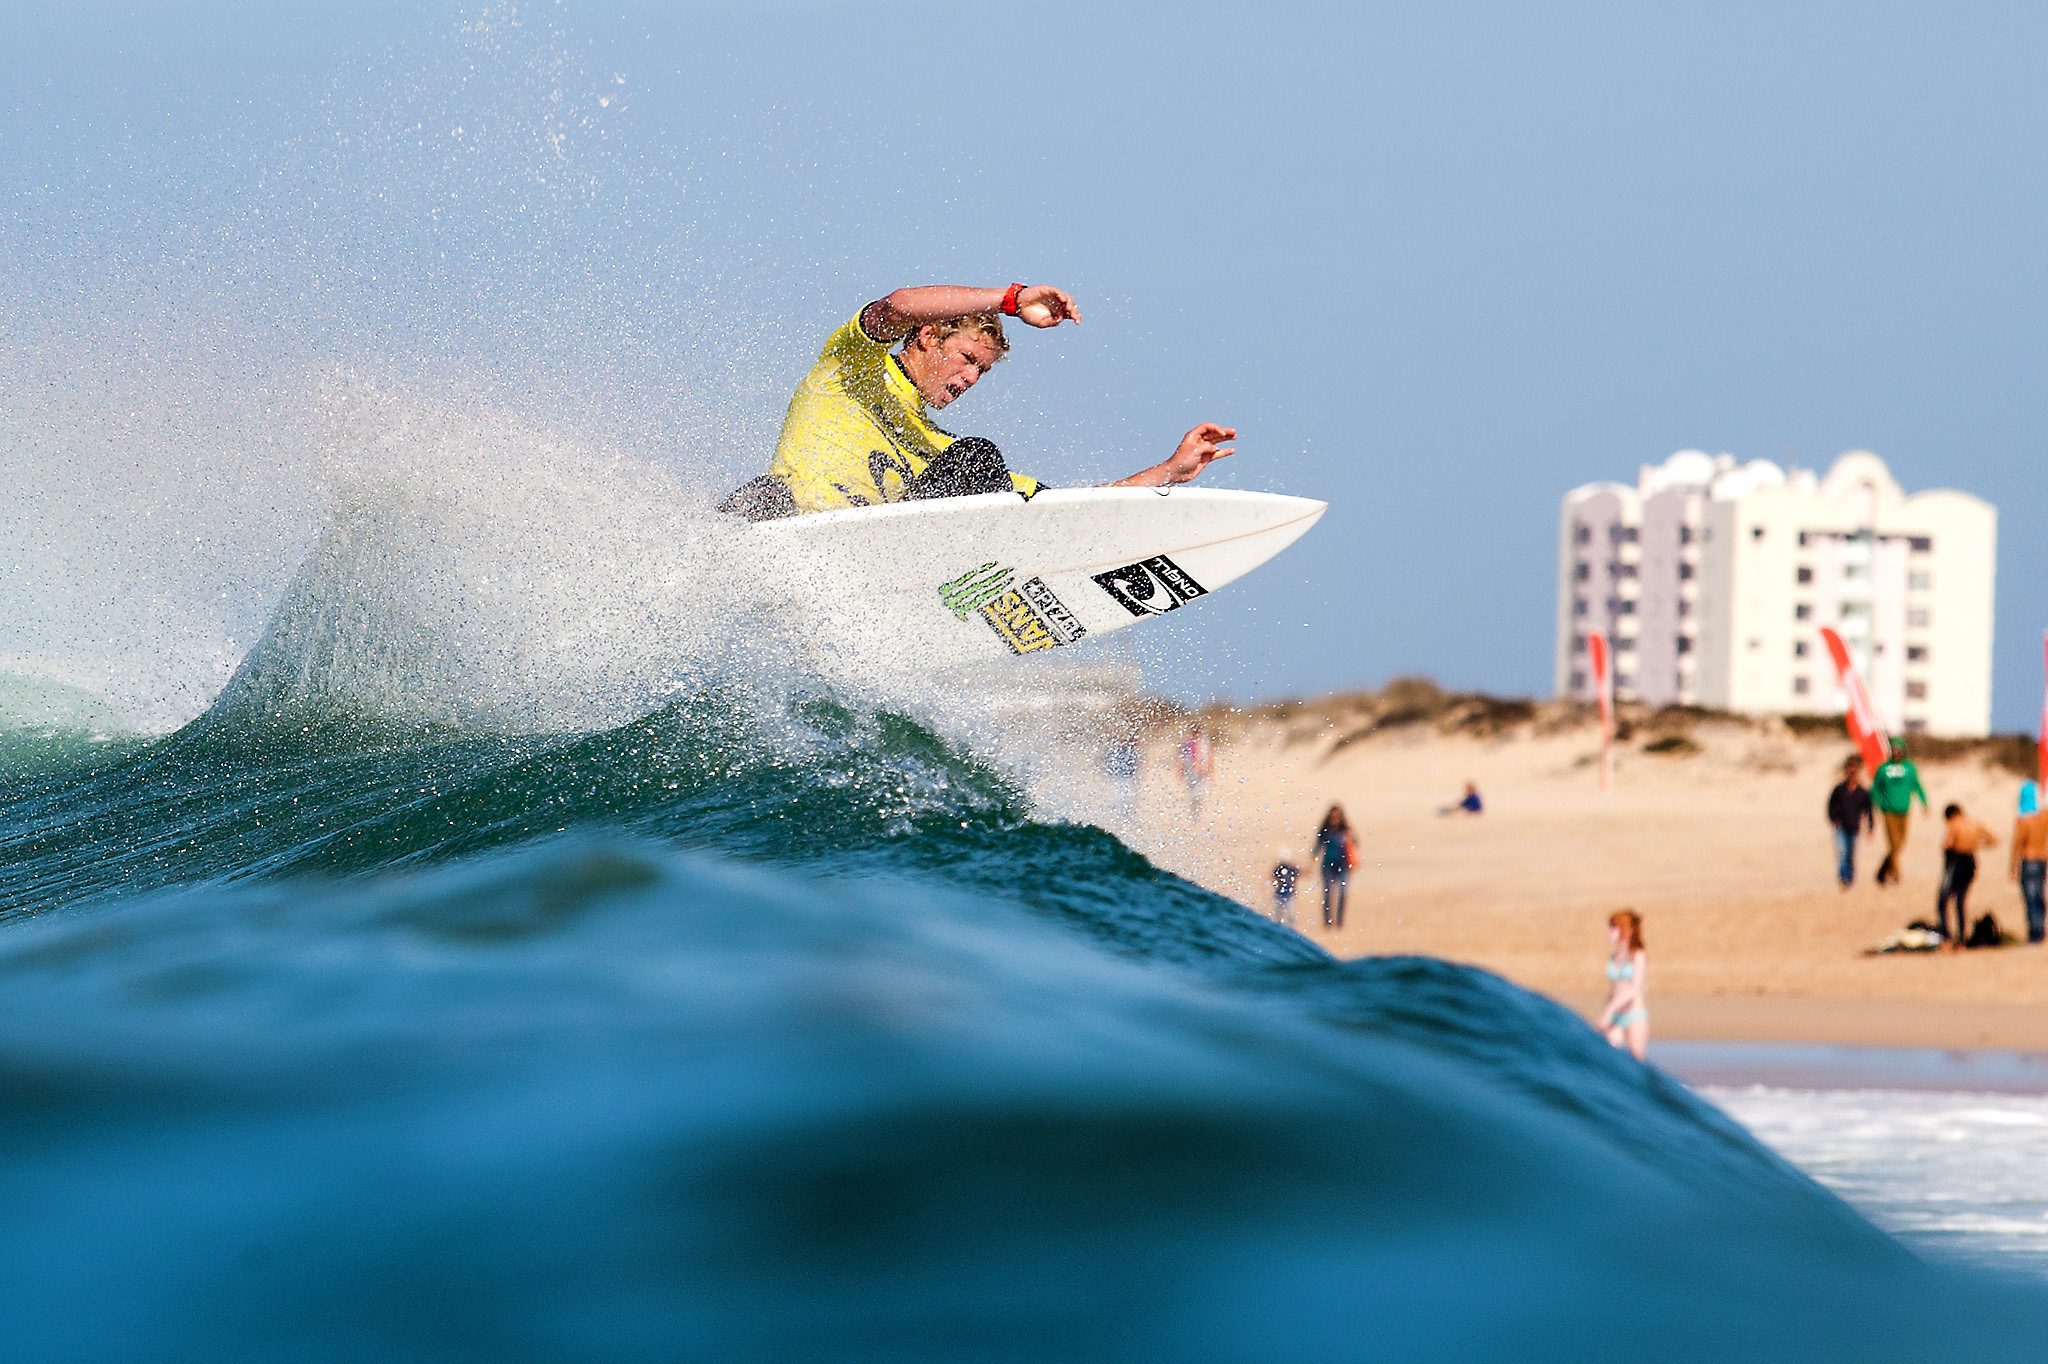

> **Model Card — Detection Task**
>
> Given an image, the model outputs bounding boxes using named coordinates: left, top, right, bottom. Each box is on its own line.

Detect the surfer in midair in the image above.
left=719, top=284, right=1236, bottom=519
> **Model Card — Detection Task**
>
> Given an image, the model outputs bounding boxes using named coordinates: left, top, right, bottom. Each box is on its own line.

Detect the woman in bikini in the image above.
left=1598, top=909, right=1649, bottom=1060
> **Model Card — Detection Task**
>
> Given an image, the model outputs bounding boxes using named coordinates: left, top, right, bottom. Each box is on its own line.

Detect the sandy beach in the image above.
left=1128, top=686, right=2048, bottom=1053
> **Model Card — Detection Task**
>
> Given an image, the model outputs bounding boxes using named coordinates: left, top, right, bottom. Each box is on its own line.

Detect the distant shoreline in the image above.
left=1119, top=677, right=2048, bottom=1055
left=1656, top=1039, right=2048, bottom=1095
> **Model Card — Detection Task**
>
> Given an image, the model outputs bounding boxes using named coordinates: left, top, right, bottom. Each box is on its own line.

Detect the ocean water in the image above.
left=8, top=564, right=2048, bottom=1363
left=1701, top=1071, right=2048, bottom=1280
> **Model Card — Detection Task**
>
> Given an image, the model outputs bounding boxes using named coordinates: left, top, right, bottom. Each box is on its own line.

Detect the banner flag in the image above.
left=1819, top=626, right=1889, bottom=772
left=1588, top=630, right=1613, bottom=793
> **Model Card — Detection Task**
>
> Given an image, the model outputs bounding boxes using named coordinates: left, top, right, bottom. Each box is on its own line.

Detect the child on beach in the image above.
left=1937, top=803, right=1997, bottom=949
left=1598, top=910, right=1649, bottom=1060
left=1270, top=851, right=1300, bottom=927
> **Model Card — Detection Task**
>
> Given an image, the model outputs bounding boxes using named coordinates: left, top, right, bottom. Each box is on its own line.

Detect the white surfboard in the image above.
left=749, top=487, right=1326, bottom=669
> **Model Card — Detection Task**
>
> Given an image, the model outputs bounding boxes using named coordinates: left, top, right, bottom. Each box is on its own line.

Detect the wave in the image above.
left=4, top=832, right=2045, bottom=1361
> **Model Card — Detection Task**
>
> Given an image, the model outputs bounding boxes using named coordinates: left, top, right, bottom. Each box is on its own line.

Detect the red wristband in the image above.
left=1001, top=283, right=1022, bottom=316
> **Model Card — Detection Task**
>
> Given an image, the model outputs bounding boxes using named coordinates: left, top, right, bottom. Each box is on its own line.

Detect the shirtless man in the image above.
left=1938, top=802, right=1998, bottom=949
left=720, top=283, right=1236, bottom=519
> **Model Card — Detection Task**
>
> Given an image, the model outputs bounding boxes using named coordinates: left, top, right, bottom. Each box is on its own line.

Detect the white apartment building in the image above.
left=1554, top=451, right=1996, bottom=736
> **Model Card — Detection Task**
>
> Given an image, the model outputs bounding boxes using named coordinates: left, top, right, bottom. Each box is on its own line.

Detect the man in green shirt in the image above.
left=1870, top=737, right=1930, bottom=886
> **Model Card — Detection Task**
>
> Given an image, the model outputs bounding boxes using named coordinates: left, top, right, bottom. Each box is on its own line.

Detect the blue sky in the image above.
left=5, top=1, right=2044, bottom=728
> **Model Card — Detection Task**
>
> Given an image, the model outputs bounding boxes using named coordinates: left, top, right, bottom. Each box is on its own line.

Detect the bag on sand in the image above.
left=1967, top=913, right=2004, bottom=949
left=1344, top=834, right=1360, bottom=872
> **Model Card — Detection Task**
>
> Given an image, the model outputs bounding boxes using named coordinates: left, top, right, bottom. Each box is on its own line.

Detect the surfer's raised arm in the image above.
left=860, top=284, right=1081, bottom=342
left=718, top=282, right=1233, bottom=521
left=1106, top=423, right=1239, bottom=489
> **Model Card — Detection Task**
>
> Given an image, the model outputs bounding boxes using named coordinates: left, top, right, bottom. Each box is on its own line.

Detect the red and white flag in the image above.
left=1588, top=630, right=1613, bottom=792
left=1819, top=626, right=1889, bottom=772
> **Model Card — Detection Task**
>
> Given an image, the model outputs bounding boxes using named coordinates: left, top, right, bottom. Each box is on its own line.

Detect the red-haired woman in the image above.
left=1598, top=910, right=1649, bottom=1060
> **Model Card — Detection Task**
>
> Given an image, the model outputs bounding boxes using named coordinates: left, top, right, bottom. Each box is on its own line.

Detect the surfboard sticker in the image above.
left=939, top=562, right=1016, bottom=619
left=978, top=576, right=1087, bottom=655
left=1091, top=556, right=1208, bottom=617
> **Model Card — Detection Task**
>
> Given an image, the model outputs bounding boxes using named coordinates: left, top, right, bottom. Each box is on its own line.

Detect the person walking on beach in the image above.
left=1937, top=802, right=1997, bottom=949
left=1177, top=724, right=1214, bottom=817
left=2011, top=782, right=2048, bottom=945
left=1271, top=850, right=1301, bottom=927
left=1313, top=806, right=1358, bottom=930
left=1870, top=738, right=1929, bottom=886
left=1825, top=755, right=1875, bottom=890
left=1598, top=909, right=1649, bottom=1060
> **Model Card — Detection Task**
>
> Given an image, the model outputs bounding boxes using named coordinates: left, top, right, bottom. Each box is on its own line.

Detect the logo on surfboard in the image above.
left=979, top=576, right=1088, bottom=655
left=939, top=562, right=1016, bottom=619
left=1091, top=556, right=1208, bottom=617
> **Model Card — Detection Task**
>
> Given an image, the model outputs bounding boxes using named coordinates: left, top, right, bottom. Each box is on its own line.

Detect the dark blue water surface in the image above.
left=5, top=682, right=2048, bottom=1363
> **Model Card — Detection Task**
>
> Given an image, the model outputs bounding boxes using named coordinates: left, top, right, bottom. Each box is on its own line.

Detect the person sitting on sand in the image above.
left=1598, top=909, right=1649, bottom=1060
left=1438, top=781, right=1483, bottom=816
left=719, top=283, right=1237, bottom=518
left=2014, top=782, right=2048, bottom=945
left=1937, top=802, right=1997, bottom=949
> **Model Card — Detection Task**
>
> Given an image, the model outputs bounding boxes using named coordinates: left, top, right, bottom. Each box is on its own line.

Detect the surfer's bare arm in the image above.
left=1107, top=423, right=1238, bottom=489
left=860, top=285, right=1082, bottom=341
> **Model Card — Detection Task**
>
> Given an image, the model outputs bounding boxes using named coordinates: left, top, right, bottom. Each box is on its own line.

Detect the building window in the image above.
left=1575, top=524, right=1592, bottom=545
left=1843, top=563, right=1866, bottom=580
left=1615, top=563, right=1638, bottom=579
left=1572, top=597, right=1588, bottom=617
left=1573, top=563, right=1590, bottom=581
left=1677, top=600, right=1692, bottom=617
left=1906, top=681, right=1929, bottom=700
left=1676, top=635, right=1693, bottom=654
left=1680, top=526, right=1695, bottom=546
left=1793, top=677, right=1810, bottom=695
left=1908, top=608, right=1931, bottom=628
left=1796, top=566, right=1813, bottom=584
left=1840, top=601, right=1869, bottom=618
left=1797, top=531, right=1810, bottom=547
left=1678, top=563, right=1695, bottom=581
left=1794, top=603, right=1812, bottom=621
left=1619, top=600, right=1636, bottom=615
left=1909, top=537, right=1933, bottom=554
left=1572, top=636, right=1587, bottom=654
left=1750, top=526, right=1766, bottom=541
left=1907, top=645, right=1928, bottom=663
left=1908, top=570, right=1932, bottom=590
left=1570, top=671, right=1586, bottom=690
left=1793, top=641, right=1808, bottom=658
left=1616, top=637, right=1636, bottom=653
left=1905, top=718, right=1929, bottom=734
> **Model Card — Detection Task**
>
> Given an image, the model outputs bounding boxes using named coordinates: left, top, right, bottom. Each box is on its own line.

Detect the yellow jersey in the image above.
left=768, top=311, right=1041, bottom=513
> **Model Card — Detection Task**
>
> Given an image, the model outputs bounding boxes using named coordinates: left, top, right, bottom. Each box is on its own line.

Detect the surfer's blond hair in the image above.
left=914, top=312, right=1010, bottom=359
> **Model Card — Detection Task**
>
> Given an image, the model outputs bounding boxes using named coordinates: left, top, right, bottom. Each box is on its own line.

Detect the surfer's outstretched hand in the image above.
left=1160, top=422, right=1237, bottom=484
left=1102, top=422, right=1236, bottom=490
left=1014, top=285, right=1082, bottom=328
